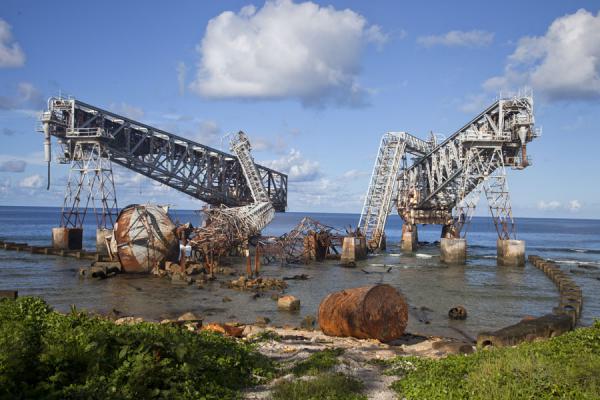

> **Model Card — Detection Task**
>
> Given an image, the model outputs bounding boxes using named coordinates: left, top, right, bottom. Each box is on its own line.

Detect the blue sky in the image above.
left=1, top=0, right=599, bottom=219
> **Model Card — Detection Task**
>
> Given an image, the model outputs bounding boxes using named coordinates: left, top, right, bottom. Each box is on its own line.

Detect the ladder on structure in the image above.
left=229, top=131, right=274, bottom=233
left=358, top=132, right=431, bottom=250
left=230, top=131, right=270, bottom=203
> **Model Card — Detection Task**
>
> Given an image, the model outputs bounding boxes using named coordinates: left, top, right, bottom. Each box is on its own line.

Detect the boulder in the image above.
left=448, top=306, right=467, bottom=320
left=115, top=316, right=144, bottom=325
left=177, top=312, right=202, bottom=323
left=278, top=295, right=300, bottom=311
left=256, top=316, right=271, bottom=326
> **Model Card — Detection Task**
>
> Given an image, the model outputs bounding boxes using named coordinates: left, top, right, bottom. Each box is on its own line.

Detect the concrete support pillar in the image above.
left=52, top=227, right=83, bottom=250
left=379, top=234, right=386, bottom=251
left=401, top=224, right=418, bottom=252
left=96, top=228, right=113, bottom=255
left=440, top=238, right=467, bottom=264
left=497, top=239, right=525, bottom=266
left=303, top=232, right=327, bottom=262
left=341, top=236, right=367, bottom=266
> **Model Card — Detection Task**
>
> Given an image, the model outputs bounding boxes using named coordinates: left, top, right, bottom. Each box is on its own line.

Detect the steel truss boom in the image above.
left=40, top=97, right=287, bottom=212
left=397, top=93, right=539, bottom=238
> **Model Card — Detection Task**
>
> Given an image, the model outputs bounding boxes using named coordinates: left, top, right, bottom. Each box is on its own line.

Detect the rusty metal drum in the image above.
left=114, top=204, right=179, bottom=273
left=318, top=284, right=408, bottom=342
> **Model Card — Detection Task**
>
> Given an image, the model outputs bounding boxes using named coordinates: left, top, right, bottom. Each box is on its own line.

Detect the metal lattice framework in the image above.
left=360, top=93, right=539, bottom=245
left=358, top=132, right=431, bottom=250
left=40, top=97, right=287, bottom=216
left=59, top=141, right=118, bottom=229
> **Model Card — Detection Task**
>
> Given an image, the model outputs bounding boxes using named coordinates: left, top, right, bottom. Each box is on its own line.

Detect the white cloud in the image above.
left=568, top=199, right=582, bottom=211
left=0, top=19, right=25, bottom=68
left=176, top=61, right=187, bottom=95
left=342, top=169, right=368, bottom=179
left=109, top=102, right=145, bottom=120
left=537, top=200, right=561, bottom=210
left=0, top=81, right=43, bottom=111
left=190, top=0, right=386, bottom=107
left=0, top=160, right=26, bottom=172
left=289, top=176, right=363, bottom=211
left=19, top=174, right=43, bottom=189
left=459, top=93, right=491, bottom=114
left=0, top=177, right=10, bottom=195
left=485, top=9, right=600, bottom=101
left=252, top=135, right=287, bottom=154
left=264, top=149, right=320, bottom=182
left=192, top=120, right=222, bottom=148
left=417, top=30, right=494, bottom=48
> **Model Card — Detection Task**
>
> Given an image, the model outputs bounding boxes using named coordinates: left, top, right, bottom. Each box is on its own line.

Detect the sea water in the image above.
left=0, top=206, right=598, bottom=340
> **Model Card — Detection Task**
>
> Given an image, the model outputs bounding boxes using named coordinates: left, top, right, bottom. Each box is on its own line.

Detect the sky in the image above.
left=0, top=0, right=599, bottom=219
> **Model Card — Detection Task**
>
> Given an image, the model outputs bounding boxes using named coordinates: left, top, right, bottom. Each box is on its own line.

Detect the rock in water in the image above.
left=277, top=295, right=300, bottom=311
left=448, top=306, right=468, bottom=320
left=318, top=284, right=408, bottom=342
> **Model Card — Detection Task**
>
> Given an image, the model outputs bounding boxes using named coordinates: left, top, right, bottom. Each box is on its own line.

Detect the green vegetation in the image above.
left=271, top=373, right=366, bottom=400
left=0, top=297, right=275, bottom=399
left=388, top=321, right=600, bottom=400
left=248, top=329, right=281, bottom=343
left=272, top=348, right=368, bottom=399
left=291, top=348, right=344, bottom=376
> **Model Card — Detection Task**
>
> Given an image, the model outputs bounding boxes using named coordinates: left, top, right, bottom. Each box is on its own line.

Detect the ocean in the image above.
left=0, top=206, right=599, bottom=340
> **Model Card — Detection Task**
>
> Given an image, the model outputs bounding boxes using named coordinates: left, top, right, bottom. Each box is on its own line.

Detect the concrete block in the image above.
left=96, top=228, right=113, bottom=255
left=440, top=238, right=467, bottom=264
left=401, top=225, right=418, bottom=252
left=497, top=239, right=525, bottom=266
left=340, top=236, right=367, bottom=266
left=477, top=313, right=572, bottom=348
left=278, top=295, right=300, bottom=311
left=52, top=227, right=83, bottom=250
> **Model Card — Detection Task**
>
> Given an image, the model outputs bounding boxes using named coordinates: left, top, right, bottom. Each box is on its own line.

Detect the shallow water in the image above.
left=1, top=206, right=599, bottom=340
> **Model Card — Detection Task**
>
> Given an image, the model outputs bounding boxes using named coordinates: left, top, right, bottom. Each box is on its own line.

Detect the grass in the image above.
left=291, top=348, right=345, bottom=376
left=270, top=373, right=367, bottom=400
left=387, top=321, right=600, bottom=400
left=0, top=296, right=275, bottom=399
left=271, top=348, right=368, bottom=399
left=248, top=329, right=281, bottom=343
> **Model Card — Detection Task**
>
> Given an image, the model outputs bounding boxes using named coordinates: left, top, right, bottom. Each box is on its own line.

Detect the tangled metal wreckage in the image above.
left=39, top=91, right=538, bottom=273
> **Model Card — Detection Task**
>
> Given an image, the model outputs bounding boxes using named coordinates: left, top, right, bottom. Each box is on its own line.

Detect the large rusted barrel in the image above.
left=318, top=284, right=408, bottom=342
left=114, top=204, right=179, bottom=273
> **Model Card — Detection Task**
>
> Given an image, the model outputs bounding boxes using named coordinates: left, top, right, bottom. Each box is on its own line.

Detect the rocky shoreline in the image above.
left=108, top=310, right=474, bottom=400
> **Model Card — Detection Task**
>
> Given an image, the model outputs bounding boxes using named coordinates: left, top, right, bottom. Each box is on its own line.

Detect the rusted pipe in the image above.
left=255, top=245, right=261, bottom=276
left=318, top=284, right=408, bottom=342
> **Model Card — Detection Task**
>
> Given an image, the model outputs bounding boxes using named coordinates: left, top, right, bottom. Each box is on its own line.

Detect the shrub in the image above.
left=0, top=297, right=274, bottom=399
left=389, top=321, right=600, bottom=400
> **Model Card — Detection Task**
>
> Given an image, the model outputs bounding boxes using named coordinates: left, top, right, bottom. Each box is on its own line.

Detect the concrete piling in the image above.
left=497, top=239, right=525, bottom=266
left=96, top=228, right=113, bottom=255
left=52, top=227, right=83, bottom=250
left=340, top=236, right=367, bottom=266
left=440, top=238, right=467, bottom=264
left=401, top=224, right=418, bottom=252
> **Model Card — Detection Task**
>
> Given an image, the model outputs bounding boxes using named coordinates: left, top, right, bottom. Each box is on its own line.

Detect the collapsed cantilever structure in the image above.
left=359, top=93, right=539, bottom=251
left=188, top=132, right=275, bottom=265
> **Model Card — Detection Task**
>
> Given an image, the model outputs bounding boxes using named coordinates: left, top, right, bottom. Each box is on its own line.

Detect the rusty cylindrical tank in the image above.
left=114, top=204, right=179, bottom=273
left=318, top=284, right=408, bottom=342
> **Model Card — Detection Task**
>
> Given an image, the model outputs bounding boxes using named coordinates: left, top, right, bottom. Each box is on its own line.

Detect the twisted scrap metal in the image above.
left=277, top=217, right=343, bottom=264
